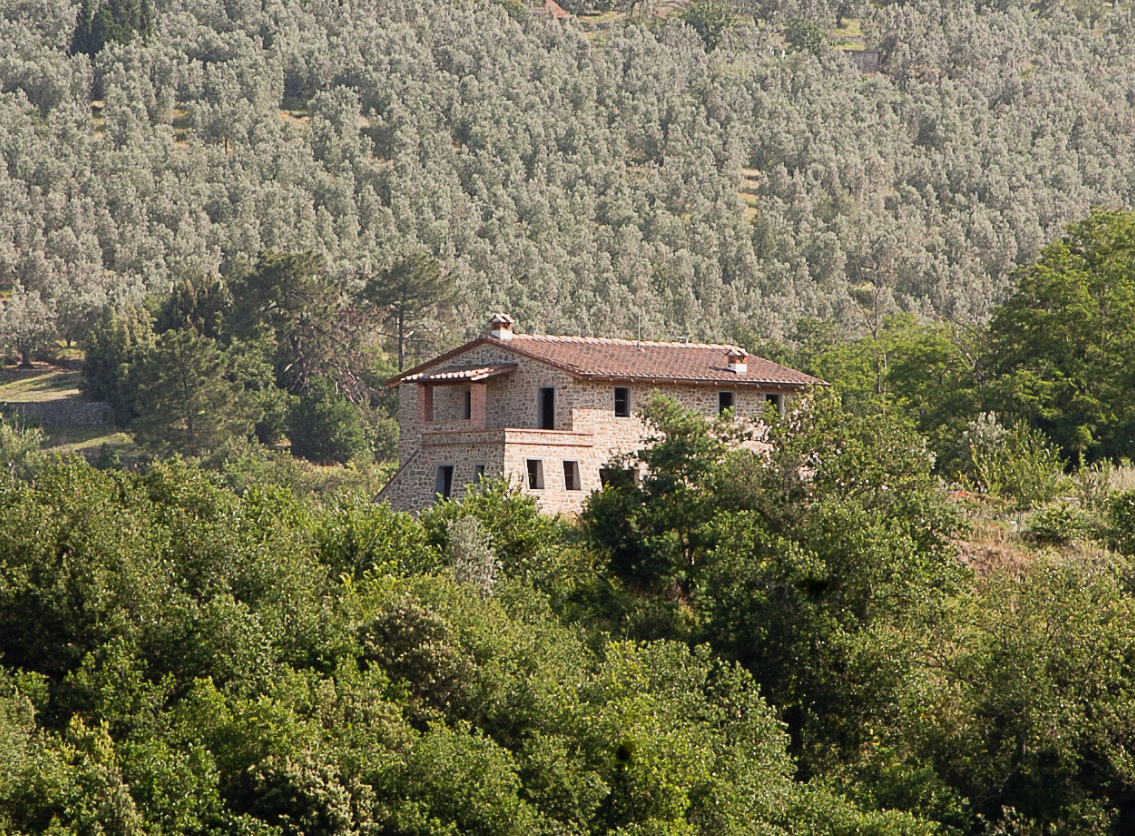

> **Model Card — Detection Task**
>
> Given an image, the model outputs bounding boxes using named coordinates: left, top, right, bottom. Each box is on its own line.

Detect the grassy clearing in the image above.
left=279, top=109, right=311, bottom=129
left=45, top=426, right=138, bottom=459
left=0, top=364, right=130, bottom=461
left=578, top=10, right=619, bottom=23
left=739, top=167, right=761, bottom=223
left=0, top=366, right=82, bottom=402
left=831, top=18, right=866, bottom=50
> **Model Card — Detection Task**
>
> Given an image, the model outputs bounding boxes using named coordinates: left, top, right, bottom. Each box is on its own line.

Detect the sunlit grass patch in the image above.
left=0, top=367, right=82, bottom=403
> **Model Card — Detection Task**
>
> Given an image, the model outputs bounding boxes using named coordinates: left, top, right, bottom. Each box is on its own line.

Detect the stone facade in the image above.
left=381, top=340, right=803, bottom=517
left=0, top=399, right=114, bottom=427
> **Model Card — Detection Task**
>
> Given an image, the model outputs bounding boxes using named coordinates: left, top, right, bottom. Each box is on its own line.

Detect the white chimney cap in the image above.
left=490, top=313, right=515, bottom=340
left=726, top=347, right=748, bottom=374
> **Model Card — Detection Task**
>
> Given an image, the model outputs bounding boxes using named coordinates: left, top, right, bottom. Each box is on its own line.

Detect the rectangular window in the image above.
left=463, top=389, right=472, bottom=420
left=473, top=463, right=486, bottom=485
left=434, top=464, right=454, bottom=500
left=614, top=387, right=630, bottom=417
left=526, top=459, right=545, bottom=490
left=563, top=460, right=582, bottom=491
left=538, top=387, right=555, bottom=430
left=718, top=391, right=735, bottom=415
left=600, top=468, right=635, bottom=489
left=766, top=393, right=781, bottom=413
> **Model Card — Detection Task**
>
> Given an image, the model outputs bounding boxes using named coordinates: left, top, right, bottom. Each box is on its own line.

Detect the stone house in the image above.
left=378, top=314, right=824, bottom=515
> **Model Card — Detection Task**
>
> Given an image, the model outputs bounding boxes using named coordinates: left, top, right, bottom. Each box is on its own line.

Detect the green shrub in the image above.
left=79, top=305, right=154, bottom=425
left=0, top=413, right=46, bottom=484
left=678, top=0, right=734, bottom=51
left=288, top=379, right=369, bottom=465
left=964, top=414, right=1066, bottom=512
left=784, top=19, right=826, bottom=56
left=1108, top=490, right=1135, bottom=555
left=1027, top=504, right=1090, bottom=547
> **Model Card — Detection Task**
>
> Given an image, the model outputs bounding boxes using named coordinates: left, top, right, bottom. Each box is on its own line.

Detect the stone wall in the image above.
left=396, top=346, right=577, bottom=465
left=381, top=427, right=595, bottom=514
left=381, top=429, right=510, bottom=512
left=0, top=400, right=113, bottom=427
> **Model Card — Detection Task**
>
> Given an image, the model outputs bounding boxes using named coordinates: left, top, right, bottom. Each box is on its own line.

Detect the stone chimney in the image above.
left=726, top=347, right=748, bottom=374
left=489, top=313, right=515, bottom=341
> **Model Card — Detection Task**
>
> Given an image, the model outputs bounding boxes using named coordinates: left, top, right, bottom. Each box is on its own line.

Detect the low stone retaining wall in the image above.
left=0, top=400, right=114, bottom=427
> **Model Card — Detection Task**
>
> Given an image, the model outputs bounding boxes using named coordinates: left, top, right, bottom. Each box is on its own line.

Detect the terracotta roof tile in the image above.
left=543, top=0, right=572, bottom=18
left=405, top=364, right=517, bottom=383
left=503, top=335, right=824, bottom=385
left=389, top=333, right=824, bottom=387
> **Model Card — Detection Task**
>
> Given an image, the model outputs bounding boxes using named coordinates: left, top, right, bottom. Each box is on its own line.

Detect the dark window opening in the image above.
left=614, top=387, right=630, bottom=417
left=473, top=463, right=486, bottom=485
left=563, top=461, right=582, bottom=491
left=527, top=459, right=545, bottom=489
left=539, top=387, right=555, bottom=430
left=434, top=465, right=454, bottom=500
left=718, top=391, right=735, bottom=415
left=463, top=389, right=472, bottom=420
left=600, top=468, right=635, bottom=489
left=766, top=393, right=781, bottom=412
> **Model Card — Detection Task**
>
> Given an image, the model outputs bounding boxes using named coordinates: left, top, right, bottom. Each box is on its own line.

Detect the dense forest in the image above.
left=3, top=392, right=1135, bottom=835
left=4, top=0, right=1135, bottom=359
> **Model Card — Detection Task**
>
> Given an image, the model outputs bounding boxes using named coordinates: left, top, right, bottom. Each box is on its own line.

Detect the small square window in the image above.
left=526, top=459, right=545, bottom=490
left=563, top=460, right=582, bottom=491
left=434, top=464, right=455, bottom=500
left=614, top=387, right=630, bottom=417
left=766, top=393, right=781, bottom=412
left=718, top=391, right=735, bottom=415
left=473, top=463, right=486, bottom=485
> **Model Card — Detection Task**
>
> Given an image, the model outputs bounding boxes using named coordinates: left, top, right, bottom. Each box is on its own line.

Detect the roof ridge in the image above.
left=512, top=333, right=743, bottom=351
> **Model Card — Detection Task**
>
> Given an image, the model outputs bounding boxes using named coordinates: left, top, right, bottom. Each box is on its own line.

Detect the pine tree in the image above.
left=361, top=254, right=455, bottom=372
left=131, top=329, right=257, bottom=458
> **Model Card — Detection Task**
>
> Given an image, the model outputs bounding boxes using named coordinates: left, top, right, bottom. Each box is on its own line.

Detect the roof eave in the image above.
left=384, top=336, right=495, bottom=387
left=574, top=374, right=826, bottom=387
left=384, top=334, right=827, bottom=388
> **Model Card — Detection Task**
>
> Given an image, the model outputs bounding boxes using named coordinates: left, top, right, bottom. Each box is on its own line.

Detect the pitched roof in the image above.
left=404, top=364, right=517, bottom=384
left=389, top=333, right=824, bottom=387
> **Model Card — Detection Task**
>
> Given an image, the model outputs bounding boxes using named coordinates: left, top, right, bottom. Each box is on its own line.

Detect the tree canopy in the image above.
left=986, top=207, right=1135, bottom=462
left=6, top=0, right=1135, bottom=365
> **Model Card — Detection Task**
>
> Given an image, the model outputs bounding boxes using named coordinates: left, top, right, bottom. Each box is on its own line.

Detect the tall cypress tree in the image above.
left=71, top=0, right=153, bottom=56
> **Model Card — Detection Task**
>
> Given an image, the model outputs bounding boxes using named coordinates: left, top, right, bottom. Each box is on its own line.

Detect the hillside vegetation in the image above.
left=2, top=394, right=1135, bottom=834
left=3, top=0, right=1135, bottom=364
left=6, top=2, right=1135, bottom=833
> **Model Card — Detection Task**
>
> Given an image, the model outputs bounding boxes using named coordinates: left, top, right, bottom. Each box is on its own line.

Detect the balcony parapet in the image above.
left=421, top=427, right=595, bottom=449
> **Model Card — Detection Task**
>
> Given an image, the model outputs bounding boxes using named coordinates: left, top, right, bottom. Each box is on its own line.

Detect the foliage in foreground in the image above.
left=582, top=394, right=1135, bottom=834
left=4, top=389, right=1135, bottom=834
left=0, top=457, right=934, bottom=836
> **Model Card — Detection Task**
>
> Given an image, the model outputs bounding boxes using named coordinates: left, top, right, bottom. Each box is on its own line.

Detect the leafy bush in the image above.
left=784, top=18, right=826, bottom=55
left=421, top=478, right=570, bottom=589
left=678, top=0, right=735, bottom=50
left=1108, top=490, right=1135, bottom=556
left=963, top=414, right=1066, bottom=512
left=80, top=305, right=154, bottom=425
left=1026, top=504, right=1090, bottom=547
left=447, top=517, right=498, bottom=597
left=288, top=379, right=369, bottom=465
left=0, top=414, right=46, bottom=484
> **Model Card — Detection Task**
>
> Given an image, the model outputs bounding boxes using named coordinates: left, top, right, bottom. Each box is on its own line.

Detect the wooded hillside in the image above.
left=3, top=0, right=1135, bottom=364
